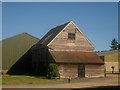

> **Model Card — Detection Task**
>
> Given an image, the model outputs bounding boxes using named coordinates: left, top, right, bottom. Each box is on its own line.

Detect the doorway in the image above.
left=78, top=64, right=85, bottom=77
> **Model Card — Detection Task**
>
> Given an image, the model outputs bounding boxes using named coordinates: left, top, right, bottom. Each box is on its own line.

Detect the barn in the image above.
left=31, top=21, right=105, bottom=78
left=2, top=33, right=39, bottom=74
left=97, top=50, right=120, bottom=74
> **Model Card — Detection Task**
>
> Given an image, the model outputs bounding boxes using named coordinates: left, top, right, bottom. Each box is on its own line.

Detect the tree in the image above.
left=118, top=44, right=120, bottom=49
left=47, top=63, right=59, bottom=79
left=110, top=38, right=118, bottom=50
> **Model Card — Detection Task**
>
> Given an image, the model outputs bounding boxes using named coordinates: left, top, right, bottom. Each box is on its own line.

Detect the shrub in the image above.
left=47, top=63, right=59, bottom=79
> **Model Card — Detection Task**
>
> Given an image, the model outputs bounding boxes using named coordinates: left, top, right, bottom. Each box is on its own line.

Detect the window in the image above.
left=68, top=33, right=75, bottom=40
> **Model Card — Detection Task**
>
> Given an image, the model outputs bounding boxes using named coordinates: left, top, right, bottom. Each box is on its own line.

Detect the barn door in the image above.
left=78, top=64, right=85, bottom=77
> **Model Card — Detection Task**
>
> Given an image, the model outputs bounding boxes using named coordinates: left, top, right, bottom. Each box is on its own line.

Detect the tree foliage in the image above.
left=118, top=44, right=120, bottom=49
left=47, top=63, right=59, bottom=79
left=110, top=38, right=118, bottom=50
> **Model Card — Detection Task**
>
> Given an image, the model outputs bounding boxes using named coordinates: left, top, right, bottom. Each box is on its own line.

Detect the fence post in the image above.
left=68, top=76, right=71, bottom=83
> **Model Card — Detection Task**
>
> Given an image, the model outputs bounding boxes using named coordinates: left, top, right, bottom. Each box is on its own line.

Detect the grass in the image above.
left=2, top=75, right=64, bottom=85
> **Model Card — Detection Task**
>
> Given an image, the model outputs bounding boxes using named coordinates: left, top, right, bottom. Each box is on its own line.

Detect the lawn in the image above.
left=2, top=75, right=64, bottom=85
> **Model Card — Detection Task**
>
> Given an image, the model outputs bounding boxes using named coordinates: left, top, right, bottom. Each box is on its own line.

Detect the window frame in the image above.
left=68, top=33, right=76, bottom=40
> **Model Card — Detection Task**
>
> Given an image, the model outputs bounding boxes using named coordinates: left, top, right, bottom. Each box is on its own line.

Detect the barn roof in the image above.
left=96, top=50, right=119, bottom=56
left=2, top=32, right=40, bottom=41
left=33, top=21, right=70, bottom=48
left=2, top=32, right=40, bottom=70
left=50, top=51, right=104, bottom=64
left=33, top=20, right=94, bottom=49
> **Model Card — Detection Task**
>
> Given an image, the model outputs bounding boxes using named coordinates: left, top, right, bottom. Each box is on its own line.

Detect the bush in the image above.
left=47, top=63, right=59, bottom=79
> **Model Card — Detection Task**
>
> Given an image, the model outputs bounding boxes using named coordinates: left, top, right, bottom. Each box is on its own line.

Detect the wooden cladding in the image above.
left=58, top=64, right=104, bottom=78
left=30, top=21, right=104, bottom=78
left=48, top=23, right=94, bottom=51
left=58, top=64, right=78, bottom=78
left=85, top=64, right=104, bottom=77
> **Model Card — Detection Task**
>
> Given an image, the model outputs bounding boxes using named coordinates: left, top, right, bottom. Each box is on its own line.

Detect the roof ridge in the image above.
left=71, top=21, right=94, bottom=48
left=36, top=21, right=70, bottom=46
left=22, top=32, right=40, bottom=40
left=51, top=21, right=71, bottom=29
left=46, top=21, right=71, bottom=46
left=96, top=49, right=119, bottom=56
left=2, top=33, right=24, bottom=41
left=2, top=32, right=40, bottom=41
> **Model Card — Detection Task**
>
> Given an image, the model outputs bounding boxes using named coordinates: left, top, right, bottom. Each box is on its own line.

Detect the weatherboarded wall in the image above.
left=105, top=62, right=119, bottom=73
left=48, top=23, right=94, bottom=51
left=31, top=21, right=104, bottom=78
left=105, top=52, right=119, bottom=73
left=58, top=63, right=78, bottom=78
left=85, top=64, right=104, bottom=77
left=58, top=64, right=104, bottom=78
left=2, top=33, right=39, bottom=70
left=97, top=50, right=120, bottom=73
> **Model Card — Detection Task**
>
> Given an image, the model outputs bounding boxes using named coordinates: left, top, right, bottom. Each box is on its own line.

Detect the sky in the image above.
left=2, top=2, right=118, bottom=51
left=1, top=0, right=120, bottom=2
left=119, top=2, right=120, bottom=43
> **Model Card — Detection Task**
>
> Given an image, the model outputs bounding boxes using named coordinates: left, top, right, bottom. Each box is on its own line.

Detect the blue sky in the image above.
left=2, top=2, right=118, bottom=51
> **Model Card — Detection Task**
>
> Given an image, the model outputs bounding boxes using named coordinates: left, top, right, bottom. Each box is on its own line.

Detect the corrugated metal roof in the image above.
left=2, top=32, right=40, bottom=41
left=50, top=51, right=104, bottom=64
left=2, top=33, right=40, bottom=70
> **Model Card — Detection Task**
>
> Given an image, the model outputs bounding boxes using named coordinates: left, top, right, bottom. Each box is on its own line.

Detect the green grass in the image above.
left=2, top=75, right=64, bottom=85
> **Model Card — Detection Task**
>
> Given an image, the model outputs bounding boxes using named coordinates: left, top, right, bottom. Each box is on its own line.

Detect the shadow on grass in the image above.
left=33, top=76, right=47, bottom=79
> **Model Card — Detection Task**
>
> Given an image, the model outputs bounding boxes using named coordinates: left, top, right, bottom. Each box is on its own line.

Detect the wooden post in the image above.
left=68, top=76, right=71, bottom=83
